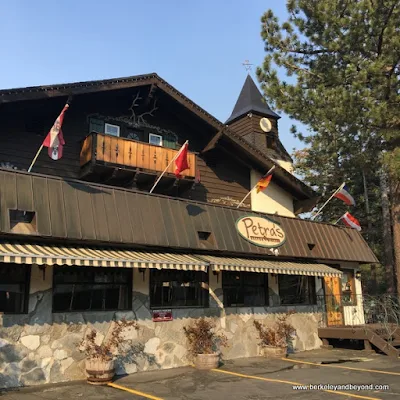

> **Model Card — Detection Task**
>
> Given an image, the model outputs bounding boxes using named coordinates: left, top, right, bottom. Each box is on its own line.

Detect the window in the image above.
left=104, top=123, right=120, bottom=137
left=53, top=267, right=132, bottom=312
left=149, top=133, right=163, bottom=147
left=266, top=135, right=276, bottom=149
left=9, top=210, right=37, bottom=234
left=0, top=264, right=30, bottom=313
left=278, top=275, right=316, bottom=305
left=127, top=130, right=143, bottom=141
left=150, top=270, right=208, bottom=309
left=341, top=270, right=356, bottom=305
left=222, top=272, right=268, bottom=307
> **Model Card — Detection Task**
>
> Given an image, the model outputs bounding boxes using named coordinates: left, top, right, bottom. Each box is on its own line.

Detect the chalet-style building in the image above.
left=0, top=73, right=377, bottom=387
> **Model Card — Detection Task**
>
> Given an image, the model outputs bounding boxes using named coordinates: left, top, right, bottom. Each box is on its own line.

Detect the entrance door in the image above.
left=323, top=276, right=343, bottom=326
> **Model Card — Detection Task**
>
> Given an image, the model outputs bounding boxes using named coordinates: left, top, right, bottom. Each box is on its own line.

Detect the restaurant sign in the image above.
left=236, top=215, right=286, bottom=248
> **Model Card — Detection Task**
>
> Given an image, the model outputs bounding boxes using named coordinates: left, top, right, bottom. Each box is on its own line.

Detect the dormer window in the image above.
left=266, top=135, right=276, bottom=150
left=149, top=133, right=163, bottom=147
left=104, top=123, right=120, bottom=137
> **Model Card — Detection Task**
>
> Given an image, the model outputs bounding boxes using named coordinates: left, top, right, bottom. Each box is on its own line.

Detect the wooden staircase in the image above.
left=318, top=324, right=400, bottom=358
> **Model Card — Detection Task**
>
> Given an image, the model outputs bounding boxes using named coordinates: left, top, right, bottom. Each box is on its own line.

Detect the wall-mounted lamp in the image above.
left=38, top=265, right=46, bottom=281
left=138, top=268, right=146, bottom=281
left=212, top=270, right=220, bottom=283
left=355, top=271, right=362, bottom=279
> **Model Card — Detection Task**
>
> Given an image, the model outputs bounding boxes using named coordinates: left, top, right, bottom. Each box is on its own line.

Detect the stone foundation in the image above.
left=0, top=265, right=324, bottom=388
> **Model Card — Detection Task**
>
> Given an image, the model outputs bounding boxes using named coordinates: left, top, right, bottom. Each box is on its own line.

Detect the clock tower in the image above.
left=226, top=75, right=293, bottom=173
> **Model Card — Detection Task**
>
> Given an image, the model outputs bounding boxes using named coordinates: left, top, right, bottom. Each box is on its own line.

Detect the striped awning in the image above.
left=196, top=255, right=342, bottom=277
left=0, top=242, right=208, bottom=271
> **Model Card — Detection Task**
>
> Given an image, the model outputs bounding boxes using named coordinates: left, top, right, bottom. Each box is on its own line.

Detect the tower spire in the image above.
left=225, top=75, right=280, bottom=125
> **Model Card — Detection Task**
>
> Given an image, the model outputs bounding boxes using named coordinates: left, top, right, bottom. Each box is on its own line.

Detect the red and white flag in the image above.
left=334, top=183, right=356, bottom=206
left=341, top=212, right=361, bottom=231
left=174, top=141, right=189, bottom=178
left=43, top=104, right=69, bottom=160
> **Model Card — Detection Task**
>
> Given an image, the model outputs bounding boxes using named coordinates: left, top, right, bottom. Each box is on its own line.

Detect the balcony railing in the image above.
left=80, top=133, right=197, bottom=179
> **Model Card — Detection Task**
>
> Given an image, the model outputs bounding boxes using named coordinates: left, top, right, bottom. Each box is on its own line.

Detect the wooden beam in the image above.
left=0, top=77, right=157, bottom=104
left=201, top=130, right=224, bottom=153
left=124, top=170, right=140, bottom=188
left=144, top=83, right=158, bottom=106
left=103, top=168, right=119, bottom=184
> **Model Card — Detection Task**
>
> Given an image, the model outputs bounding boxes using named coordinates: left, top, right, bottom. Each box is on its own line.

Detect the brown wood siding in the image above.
left=0, top=91, right=250, bottom=207
left=0, top=169, right=378, bottom=264
left=182, top=153, right=250, bottom=207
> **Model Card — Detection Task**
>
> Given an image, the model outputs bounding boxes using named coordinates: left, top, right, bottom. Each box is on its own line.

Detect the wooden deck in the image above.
left=319, top=324, right=400, bottom=357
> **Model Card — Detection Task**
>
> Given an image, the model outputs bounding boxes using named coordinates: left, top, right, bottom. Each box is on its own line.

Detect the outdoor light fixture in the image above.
left=355, top=271, right=362, bottom=279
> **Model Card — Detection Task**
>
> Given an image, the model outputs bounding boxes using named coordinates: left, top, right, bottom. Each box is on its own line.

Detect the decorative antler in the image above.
left=129, top=92, right=142, bottom=123
left=137, top=98, right=158, bottom=124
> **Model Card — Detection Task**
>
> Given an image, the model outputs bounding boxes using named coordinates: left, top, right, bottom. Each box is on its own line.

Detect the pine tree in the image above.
left=257, top=0, right=400, bottom=294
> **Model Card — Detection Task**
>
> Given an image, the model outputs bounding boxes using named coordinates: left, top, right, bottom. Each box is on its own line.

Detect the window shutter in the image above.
left=89, top=118, right=104, bottom=134
left=164, top=133, right=177, bottom=149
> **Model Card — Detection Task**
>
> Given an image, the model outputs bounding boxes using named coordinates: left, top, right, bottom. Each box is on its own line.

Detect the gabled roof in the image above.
left=226, top=75, right=280, bottom=124
left=0, top=73, right=316, bottom=200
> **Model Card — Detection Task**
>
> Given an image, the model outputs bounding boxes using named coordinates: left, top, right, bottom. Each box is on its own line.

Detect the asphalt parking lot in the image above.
left=2, top=349, right=400, bottom=400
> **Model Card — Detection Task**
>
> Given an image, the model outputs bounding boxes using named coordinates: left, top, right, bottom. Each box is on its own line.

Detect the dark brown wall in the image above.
left=228, top=114, right=291, bottom=163
left=0, top=87, right=251, bottom=206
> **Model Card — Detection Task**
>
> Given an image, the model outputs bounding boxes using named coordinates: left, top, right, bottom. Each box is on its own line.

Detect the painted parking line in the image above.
left=211, top=368, right=381, bottom=400
left=282, top=358, right=400, bottom=376
left=108, top=382, right=164, bottom=400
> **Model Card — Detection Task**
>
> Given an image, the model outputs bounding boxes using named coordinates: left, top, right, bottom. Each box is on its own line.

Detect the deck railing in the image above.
left=80, top=133, right=197, bottom=179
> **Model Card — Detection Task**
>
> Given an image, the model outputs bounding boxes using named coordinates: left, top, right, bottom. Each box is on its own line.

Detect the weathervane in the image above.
left=242, top=60, right=253, bottom=73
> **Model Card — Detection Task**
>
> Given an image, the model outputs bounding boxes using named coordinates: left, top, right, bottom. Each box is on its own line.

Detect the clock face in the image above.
left=260, top=117, right=272, bottom=132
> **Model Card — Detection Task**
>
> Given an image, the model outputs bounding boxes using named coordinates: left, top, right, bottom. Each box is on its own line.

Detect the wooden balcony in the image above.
left=80, top=133, right=197, bottom=188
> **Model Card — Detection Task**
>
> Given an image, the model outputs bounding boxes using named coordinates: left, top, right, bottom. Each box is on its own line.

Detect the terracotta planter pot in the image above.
left=259, top=346, right=287, bottom=358
left=85, top=358, right=115, bottom=385
left=194, top=353, right=219, bottom=370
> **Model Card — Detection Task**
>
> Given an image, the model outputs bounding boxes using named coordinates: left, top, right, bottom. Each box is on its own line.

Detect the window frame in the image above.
left=149, top=133, right=163, bottom=147
left=0, top=264, right=30, bottom=314
left=278, top=275, right=317, bottom=306
left=222, top=271, right=269, bottom=308
left=149, top=269, right=209, bottom=310
left=104, top=123, right=120, bottom=137
left=341, top=269, right=357, bottom=306
left=52, top=266, right=132, bottom=313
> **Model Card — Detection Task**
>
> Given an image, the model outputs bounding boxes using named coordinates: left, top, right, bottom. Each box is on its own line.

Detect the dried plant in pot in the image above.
left=80, top=318, right=138, bottom=385
left=183, top=318, right=228, bottom=370
left=253, top=312, right=296, bottom=358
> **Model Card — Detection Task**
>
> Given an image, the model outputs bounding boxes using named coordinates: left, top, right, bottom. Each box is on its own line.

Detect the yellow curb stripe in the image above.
left=108, top=382, right=164, bottom=400
left=211, top=368, right=381, bottom=400
left=282, top=358, right=400, bottom=376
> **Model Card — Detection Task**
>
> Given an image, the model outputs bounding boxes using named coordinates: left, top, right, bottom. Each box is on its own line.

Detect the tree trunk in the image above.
left=363, top=169, right=377, bottom=293
left=380, top=169, right=395, bottom=294
left=390, top=178, right=400, bottom=296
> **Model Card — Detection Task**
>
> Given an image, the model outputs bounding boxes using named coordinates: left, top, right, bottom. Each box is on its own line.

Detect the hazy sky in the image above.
left=0, top=0, right=307, bottom=152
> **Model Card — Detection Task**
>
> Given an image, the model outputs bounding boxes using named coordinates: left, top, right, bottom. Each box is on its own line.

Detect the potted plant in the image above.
left=183, top=318, right=227, bottom=370
left=80, top=319, right=138, bottom=385
left=253, top=312, right=296, bottom=358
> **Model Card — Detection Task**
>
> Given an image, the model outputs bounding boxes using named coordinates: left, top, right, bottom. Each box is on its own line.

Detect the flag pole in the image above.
left=27, top=145, right=44, bottom=173
left=333, top=214, right=345, bottom=225
left=149, top=140, right=188, bottom=194
left=27, top=98, right=72, bottom=173
left=236, top=166, right=275, bottom=209
left=312, top=182, right=345, bottom=220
